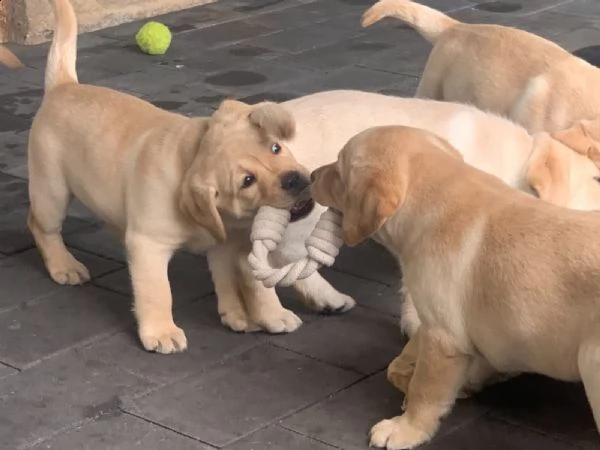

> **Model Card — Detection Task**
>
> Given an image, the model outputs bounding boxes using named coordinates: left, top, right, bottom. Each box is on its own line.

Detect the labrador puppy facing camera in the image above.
left=29, top=0, right=330, bottom=354
left=311, top=126, right=600, bottom=449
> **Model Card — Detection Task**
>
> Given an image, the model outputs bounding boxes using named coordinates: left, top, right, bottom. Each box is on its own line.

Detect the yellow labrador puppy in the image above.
left=311, top=125, right=600, bottom=449
left=29, top=0, right=322, bottom=353
left=361, top=0, right=600, bottom=136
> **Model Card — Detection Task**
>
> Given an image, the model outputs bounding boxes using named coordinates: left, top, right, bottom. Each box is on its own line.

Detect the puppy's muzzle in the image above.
left=281, top=170, right=310, bottom=194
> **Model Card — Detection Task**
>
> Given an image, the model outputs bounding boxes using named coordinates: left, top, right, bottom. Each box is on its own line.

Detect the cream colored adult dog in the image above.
left=282, top=90, right=600, bottom=339
left=311, top=125, right=600, bottom=450
left=361, top=0, right=600, bottom=139
left=29, top=0, right=342, bottom=354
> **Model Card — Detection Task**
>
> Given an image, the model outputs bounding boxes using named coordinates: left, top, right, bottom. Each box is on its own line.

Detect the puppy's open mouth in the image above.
left=289, top=198, right=315, bottom=222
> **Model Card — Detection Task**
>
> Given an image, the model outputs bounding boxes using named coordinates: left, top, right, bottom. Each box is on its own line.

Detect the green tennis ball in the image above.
left=135, top=21, right=172, bottom=56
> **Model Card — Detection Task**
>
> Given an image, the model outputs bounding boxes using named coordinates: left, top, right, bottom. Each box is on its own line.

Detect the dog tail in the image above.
left=0, top=46, right=24, bottom=69
left=45, top=0, right=78, bottom=91
left=361, top=0, right=459, bottom=43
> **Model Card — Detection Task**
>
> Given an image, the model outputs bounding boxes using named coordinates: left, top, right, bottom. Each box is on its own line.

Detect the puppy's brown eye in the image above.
left=271, top=143, right=281, bottom=154
left=242, top=174, right=256, bottom=188
left=595, top=177, right=600, bottom=183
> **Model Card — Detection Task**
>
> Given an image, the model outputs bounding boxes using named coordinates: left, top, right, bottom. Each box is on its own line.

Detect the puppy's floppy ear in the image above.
left=551, top=120, right=600, bottom=168
left=248, top=102, right=295, bottom=141
left=342, top=167, right=406, bottom=247
left=526, top=134, right=570, bottom=206
left=179, top=174, right=227, bottom=243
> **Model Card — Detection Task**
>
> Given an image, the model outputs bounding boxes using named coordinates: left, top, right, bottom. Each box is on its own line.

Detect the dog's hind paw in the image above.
left=311, top=292, right=356, bottom=314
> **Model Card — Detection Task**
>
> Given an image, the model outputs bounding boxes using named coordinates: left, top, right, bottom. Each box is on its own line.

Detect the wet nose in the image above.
left=281, top=170, right=310, bottom=192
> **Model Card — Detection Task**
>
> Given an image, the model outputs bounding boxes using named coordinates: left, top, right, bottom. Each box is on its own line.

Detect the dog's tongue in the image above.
left=289, top=198, right=315, bottom=222
left=291, top=199, right=309, bottom=214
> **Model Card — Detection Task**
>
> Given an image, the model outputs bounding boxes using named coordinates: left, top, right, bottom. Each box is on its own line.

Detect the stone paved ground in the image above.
left=1, top=0, right=600, bottom=449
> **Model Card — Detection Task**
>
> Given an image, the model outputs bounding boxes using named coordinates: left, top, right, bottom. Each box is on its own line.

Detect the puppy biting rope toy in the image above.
left=249, top=206, right=344, bottom=288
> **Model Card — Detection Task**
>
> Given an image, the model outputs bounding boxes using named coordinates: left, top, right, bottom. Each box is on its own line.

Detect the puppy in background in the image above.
left=361, top=0, right=600, bottom=147
left=311, top=125, right=600, bottom=449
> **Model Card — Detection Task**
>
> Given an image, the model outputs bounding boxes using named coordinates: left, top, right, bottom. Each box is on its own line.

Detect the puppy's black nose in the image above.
left=281, top=170, right=310, bottom=192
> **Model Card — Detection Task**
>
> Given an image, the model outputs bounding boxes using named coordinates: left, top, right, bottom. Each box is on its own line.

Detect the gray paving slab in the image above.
left=203, top=61, right=318, bottom=98
left=249, top=20, right=366, bottom=55
left=224, top=425, right=337, bottom=450
left=64, top=224, right=126, bottom=262
left=271, top=305, right=404, bottom=375
left=273, top=36, right=396, bottom=73
left=77, top=301, right=264, bottom=386
left=0, top=84, right=43, bottom=121
left=0, top=284, right=131, bottom=368
left=279, top=66, right=402, bottom=96
left=470, top=0, right=573, bottom=16
left=556, top=27, right=600, bottom=53
left=377, top=77, right=422, bottom=97
left=0, top=172, right=28, bottom=214
left=479, top=374, right=599, bottom=449
left=126, top=344, right=361, bottom=447
left=315, top=268, right=402, bottom=317
left=0, top=130, right=29, bottom=179
left=0, top=248, right=122, bottom=313
left=159, top=41, right=285, bottom=75
left=29, top=414, right=215, bottom=450
left=0, top=346, right=154, bottom=450
left=0, top=362, right=17, bottom=379
left=0, top=203, right=94, bottom=255
left=553, top=0, right=600, bottom=17
left=425, top=414, right=586, bottom=450
left=282, top=372, right=490, bottom=450
left=333, top=239, right=400, bottom=286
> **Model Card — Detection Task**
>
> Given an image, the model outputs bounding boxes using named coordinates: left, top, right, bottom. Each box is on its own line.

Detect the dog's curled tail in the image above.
left=361, top=0, right=459, bottom=43
left=0, top=46, right=24, bottom=69
left=45, top=0, right=78, bottom=91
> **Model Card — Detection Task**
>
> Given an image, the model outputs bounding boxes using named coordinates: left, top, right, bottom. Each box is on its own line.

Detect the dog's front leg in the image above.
left=207, top=242, right=259, bottom=333
left=370, top=327, right=469, bottom=450
left=126, top=232, right=187, bottom=354
left=235, top=247, right=303, bottom=334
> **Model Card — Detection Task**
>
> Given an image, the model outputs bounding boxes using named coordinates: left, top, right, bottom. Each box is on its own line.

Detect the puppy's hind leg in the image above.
left=292, top=273, right=356, bottom=314
left=578, top=333, right=600, bottom=432
left=208, top=242, right=258, bottom=333
left=28, top=142, right=90, bottom=285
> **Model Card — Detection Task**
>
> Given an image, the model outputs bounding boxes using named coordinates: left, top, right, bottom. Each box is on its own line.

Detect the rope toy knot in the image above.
left=248, top=205, right=344, bottom=288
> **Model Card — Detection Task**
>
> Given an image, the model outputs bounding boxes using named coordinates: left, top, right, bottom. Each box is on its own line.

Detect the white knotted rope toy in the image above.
left=249, top=206, right=344, bottom=288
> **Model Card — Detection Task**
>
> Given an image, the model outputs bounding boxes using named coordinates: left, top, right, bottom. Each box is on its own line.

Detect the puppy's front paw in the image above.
left=254, top=308, right=303, bottom=334
left=220, top=309, right=261, bottom=333
left=48, top=254, right=90, bottom=285
left=139, top=321, right=187, bottom=354
left=309, top=292, right=356, bottom=314
left=369, top=416, right=432, bottom=450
